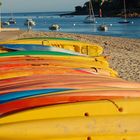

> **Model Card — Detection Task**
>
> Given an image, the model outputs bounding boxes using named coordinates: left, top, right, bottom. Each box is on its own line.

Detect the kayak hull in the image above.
left=0, top=99, right=140, bottom=140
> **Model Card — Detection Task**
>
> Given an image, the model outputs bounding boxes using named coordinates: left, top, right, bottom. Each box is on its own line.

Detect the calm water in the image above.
left=1, top=12, right=140, bottom=39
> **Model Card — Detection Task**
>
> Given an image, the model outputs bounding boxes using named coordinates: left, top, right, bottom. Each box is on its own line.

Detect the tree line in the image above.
left=72, top=0, right=140, bottom=17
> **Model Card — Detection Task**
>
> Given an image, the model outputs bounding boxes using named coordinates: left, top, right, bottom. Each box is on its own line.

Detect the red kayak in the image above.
left=1, top=88, right=140, bottom=117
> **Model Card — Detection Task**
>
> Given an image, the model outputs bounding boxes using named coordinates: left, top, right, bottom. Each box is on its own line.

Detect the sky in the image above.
left=1, top=0, right=87, bottom=13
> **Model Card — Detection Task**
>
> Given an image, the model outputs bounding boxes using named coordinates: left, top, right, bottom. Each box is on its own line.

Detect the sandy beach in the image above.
left=0, top=30, right=140, bottom=82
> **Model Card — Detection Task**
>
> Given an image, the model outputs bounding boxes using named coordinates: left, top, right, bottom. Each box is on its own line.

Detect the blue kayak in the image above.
left=0, top=88, right=74, bottom=104
left=1, top=44, right=84, bottom=56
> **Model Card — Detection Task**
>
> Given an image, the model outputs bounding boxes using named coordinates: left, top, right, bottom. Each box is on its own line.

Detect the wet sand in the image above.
left=0, top=30, right=140, bottom=82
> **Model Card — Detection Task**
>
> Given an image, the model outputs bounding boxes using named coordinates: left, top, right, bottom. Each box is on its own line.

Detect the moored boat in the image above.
left=2, top=21, right=10, bottom=26
left=8, top=18, right=16, bottom=24
left=49, top=24, right=60, bottom=30
left=118, top=0, right=130, bottom=24
left=98, top=24, right=108, bottom=31
left=24, top=18, right=36, bottom=26
left=84, top=0, right=96, bottom=24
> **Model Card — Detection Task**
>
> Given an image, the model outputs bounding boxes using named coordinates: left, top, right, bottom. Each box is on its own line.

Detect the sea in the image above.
left=1, top=12, right=140, bottom=39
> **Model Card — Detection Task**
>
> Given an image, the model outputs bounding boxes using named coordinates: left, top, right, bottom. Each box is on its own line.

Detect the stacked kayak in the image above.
left=0, top=37, right=140, bottom=140
left=0, top=37, right=103, bottom=56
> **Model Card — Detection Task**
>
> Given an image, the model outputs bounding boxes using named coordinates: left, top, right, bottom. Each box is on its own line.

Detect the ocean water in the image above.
left=1, top=12, right=140, bottom=39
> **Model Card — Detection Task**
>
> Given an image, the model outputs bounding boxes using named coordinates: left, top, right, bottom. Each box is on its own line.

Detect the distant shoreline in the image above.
left=1, top=11, right=71, bottom=16
left=60, top=10, right=140, bottom=18
left=2, top=10, right=140, bottom=18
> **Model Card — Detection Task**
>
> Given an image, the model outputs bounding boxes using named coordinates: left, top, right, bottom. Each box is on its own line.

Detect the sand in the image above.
left=0, top=30, right=23, bottom=41
left=0, top=30, right=140, bottom=82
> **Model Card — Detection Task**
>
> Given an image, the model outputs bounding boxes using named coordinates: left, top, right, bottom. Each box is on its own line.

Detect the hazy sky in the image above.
left=1, top=0, right=87, bottom=13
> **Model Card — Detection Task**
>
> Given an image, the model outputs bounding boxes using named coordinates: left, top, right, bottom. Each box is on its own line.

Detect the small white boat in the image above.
left=49, top=24, right=60, bottom=30
left=24, top=19, right=36, bottom=26
left=8, top=18, right=16, bottom=24
left=98, top=24, right=108, bottom=31
left=2, top=21, right=10, bottom=26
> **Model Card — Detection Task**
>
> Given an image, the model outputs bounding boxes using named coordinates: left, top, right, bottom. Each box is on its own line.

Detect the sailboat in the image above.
left=119, top=0, right=130, bottom=24
left=8, top=11, right=16, bottom=24
left=49, top=24, right=60, bottom=31
left=84, top=0, right=96, bottom=24
left=8, top=18, right=16, bottom=24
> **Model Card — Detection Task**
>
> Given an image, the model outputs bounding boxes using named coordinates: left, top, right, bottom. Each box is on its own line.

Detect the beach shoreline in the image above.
left=0, top=30, right=140, bottom=82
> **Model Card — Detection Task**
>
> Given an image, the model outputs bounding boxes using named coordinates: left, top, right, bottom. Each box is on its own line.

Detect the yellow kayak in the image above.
left=0, top=99, right=140, bottom=140
left=0, top=67, right=117, bottom=80
left=0, top=39, right=103, bottom=56
left=0, top=53, right=118, bottom=79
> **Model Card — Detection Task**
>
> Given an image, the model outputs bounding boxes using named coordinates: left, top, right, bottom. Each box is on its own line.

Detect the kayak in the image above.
left=0, top=67, right=92, bottom=80
left=1, top=99, right=139, bottom=122
left=0, top=52, right=117, bottom=79
left=0, top=74, right=139, bottom=95
left=0, top=39, right=103, bottom=56
left=0, top=99, right=140, bottom=140
left=0, top=88, right=140, bottom=116
left=0, top=52, right=108, bottom=66
left=1, top=76, right=140, bottom=103
left=0, top=51, right=109, bottom=69
left=0, top=67, right=116, bottom=80
left=0, top=55, right=109, bottom=69
left=0, top=51, right=107, bottom=62
left=0, top=88, right=74, bottom=104
left=0, top=68, right=117, bottom=80
left=0, top=44, right=86, bottom=56
left=0, top=50, right=76, bottom=57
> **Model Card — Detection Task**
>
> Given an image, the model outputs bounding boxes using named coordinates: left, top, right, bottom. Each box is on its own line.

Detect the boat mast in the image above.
left=11, top=12, right=13, bottom=19
left=123, top=0, right=127, bottom=21
left=89, top=0, right=96, bottom=22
